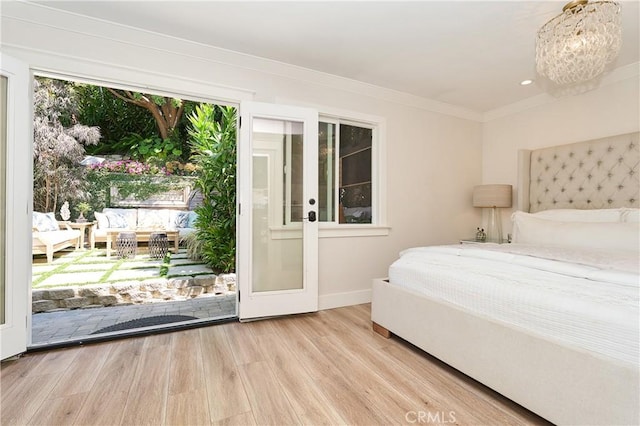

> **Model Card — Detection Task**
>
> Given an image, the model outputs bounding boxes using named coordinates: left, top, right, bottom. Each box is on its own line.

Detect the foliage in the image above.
left=77, top=84, right=198, bottom=160
left=184, top=232, right=204, bottom=262
left=188, top=104, right=237, bottom=273
left=120, top=133, right=182, bottom=164
left=33, top=77, right=101, bottom=213
left=75, top=84, right=156, bottom=147
left=106, top=89, right=184, bottom=141
left=85, top=168, right=194, bottom=217
left=75, top=202, right=92, bottom=214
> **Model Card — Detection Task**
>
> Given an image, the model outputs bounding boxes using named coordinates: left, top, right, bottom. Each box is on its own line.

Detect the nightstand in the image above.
left=460, top=239, right=509, bottom=245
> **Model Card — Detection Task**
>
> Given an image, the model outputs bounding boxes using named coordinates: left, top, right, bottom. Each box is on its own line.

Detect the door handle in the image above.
left=306, top=211, right=317, bottom=222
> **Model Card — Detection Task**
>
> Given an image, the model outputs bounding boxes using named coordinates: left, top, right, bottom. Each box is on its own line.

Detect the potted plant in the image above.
left=75, top=202, right=91, bottom=223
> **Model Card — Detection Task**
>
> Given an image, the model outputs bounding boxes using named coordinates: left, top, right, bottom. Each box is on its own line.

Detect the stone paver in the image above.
left=64, top=263, right=114, bottom=272
left=37, top=271, right=106, bottom=287
left=167, top=264, right=214, bottom=277
left=32, top=264, right=59, bottom=273
left=108, top=268, right=161, bottom=281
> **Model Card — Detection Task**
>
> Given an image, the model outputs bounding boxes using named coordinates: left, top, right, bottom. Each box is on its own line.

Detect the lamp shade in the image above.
left=473, top=184, right=512, bottom=208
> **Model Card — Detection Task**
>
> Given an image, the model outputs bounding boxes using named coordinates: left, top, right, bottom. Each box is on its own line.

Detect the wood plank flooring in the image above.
left=1, top=304, right=549, bottom=425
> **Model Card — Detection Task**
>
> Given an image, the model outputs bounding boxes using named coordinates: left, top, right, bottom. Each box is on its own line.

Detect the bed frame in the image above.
left=372, top=132, right=639, bottom=425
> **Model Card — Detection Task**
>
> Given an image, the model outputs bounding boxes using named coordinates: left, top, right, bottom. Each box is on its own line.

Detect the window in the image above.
left=318, top=118, right=376, bottom=225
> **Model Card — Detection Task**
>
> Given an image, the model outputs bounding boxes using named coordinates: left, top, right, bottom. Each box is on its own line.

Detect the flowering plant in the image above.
left=89, top=159, right=198, bottom=176
left=89, top=160, right=166, bottom=175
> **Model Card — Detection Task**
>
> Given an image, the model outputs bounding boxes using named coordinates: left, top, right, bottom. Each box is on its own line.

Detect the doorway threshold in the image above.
left=28, top=315, right=238, bottom=352
left=30, top=293, right=237, bottom=351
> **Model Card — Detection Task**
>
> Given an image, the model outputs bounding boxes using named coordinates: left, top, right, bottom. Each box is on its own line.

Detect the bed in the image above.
left=372, top=132, right=639, bottom=425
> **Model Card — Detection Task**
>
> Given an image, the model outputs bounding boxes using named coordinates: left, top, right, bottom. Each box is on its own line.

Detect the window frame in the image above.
left=318, top=111, right=388, bottom=238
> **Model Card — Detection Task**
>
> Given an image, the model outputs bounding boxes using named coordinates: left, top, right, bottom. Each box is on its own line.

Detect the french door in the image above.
left=0, top=54, right=31, bottom=360
left=238, top=102, right=318, bottom=320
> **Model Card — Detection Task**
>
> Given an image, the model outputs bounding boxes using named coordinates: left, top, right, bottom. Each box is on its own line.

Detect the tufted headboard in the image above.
left=517, top=132, right=639, bottom=213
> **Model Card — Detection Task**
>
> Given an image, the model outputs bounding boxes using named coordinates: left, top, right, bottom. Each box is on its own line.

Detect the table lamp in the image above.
left=473, top=184, right=512, bottom=243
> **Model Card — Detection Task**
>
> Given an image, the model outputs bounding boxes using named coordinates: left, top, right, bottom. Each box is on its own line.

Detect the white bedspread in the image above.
left=389, top=244, right=639, bottom=366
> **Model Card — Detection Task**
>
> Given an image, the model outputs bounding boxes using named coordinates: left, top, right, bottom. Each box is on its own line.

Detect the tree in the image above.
left=33, top=77, right=100, bottom=213
left=106, top=89, right=184, bottom=141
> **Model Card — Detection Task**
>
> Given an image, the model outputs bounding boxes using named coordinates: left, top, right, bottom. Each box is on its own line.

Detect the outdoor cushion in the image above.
left=174, top=211, right=190, bottom=228
left=138, top=209, right=171, bottom=229
left=187, top=211, right=198, bottom=228
left=33, top=212, right=60, bottom=232
left=94, top=212, right=109, bottom=229
left=34, top=229, right=81, bottom=245
left=105, top=212, right=129, bottom=228
left=103, top=208, right=138, bottom=229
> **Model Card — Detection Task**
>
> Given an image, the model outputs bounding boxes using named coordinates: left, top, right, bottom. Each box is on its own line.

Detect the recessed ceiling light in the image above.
left=520, top=79, right=534, bottom=86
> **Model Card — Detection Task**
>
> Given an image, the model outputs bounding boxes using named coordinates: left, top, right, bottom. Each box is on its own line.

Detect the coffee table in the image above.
left=105, top=229, right=179, bottom=259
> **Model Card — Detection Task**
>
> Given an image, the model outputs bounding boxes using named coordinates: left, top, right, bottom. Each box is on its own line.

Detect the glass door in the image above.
left=1, top=54, right=31, bottom=360
left=238, top=102, right=318, bottom=320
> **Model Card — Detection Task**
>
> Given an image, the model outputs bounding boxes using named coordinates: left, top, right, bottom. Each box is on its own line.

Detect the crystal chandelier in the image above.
left=536, top=0, right=622, bottom=85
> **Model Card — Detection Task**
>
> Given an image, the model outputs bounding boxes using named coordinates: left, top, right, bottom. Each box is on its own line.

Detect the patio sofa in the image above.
left=93, top=208, right=198, bottom=245
left=32, top=212, right=81, bottom=264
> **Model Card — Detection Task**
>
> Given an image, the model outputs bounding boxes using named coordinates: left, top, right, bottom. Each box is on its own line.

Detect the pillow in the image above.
left=621, top=208, right=639, bottom=223
left=187, top=211, right=198, bottom=228
left=511, top=211, right=639, bottom=252
left=105, top=212, right=129, bottom=229
left=94, top=212, right=109, bottom=229
left=174, top=211, right=190, bottom=228
left=33, top=212, right=60, bottom=232
left=137, top=209, right=169, bottom=229
left=530, top=208, right=622, bottom=223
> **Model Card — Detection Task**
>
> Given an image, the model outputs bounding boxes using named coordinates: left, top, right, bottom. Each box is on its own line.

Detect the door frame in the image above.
left=238, top=101, right=319, bottom=320
left=1, top=53, right=32, bottom=360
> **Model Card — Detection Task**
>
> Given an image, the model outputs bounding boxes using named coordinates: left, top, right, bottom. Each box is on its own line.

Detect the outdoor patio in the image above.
left=31, top=248, right=237, bottom=346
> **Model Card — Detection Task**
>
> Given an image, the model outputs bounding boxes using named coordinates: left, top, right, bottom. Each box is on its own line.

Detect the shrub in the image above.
left=188, top=104, right=237, bottom=273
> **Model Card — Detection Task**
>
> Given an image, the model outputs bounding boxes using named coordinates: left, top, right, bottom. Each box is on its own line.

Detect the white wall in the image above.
left=482, top=73, right=640, bottom=233
left=1, top=3, right=482, bottom=308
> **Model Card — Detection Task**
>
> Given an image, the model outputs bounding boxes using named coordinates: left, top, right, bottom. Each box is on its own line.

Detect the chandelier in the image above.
left=536, top=0, right=622, bottom=85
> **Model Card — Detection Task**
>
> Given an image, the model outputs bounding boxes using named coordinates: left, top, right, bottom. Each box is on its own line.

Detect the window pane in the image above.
left=341, top=149, right=371, bottom=186
left=318, top=122, right=335, bottom=222
left=288, top=132, right=304, bottom=222
left=339, top=124, right=372, bottom=224
left=340, top=124, right=372, bottom=157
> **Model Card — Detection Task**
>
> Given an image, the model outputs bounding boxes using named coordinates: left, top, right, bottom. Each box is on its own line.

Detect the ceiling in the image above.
left=29, top=1, right=640, bottom=113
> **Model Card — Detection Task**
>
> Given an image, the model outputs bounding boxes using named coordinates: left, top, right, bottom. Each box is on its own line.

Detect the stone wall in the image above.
left=32, top=274, right=236, bottom=313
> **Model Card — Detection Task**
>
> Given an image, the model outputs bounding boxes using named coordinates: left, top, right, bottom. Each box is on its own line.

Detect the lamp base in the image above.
left=486, top=207, right=503, bottom=243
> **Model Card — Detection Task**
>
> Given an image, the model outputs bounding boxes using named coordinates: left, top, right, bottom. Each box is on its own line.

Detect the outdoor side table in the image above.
left=149, top=232, right=169, bottom=260
left=115, top=231, right=137, bottom=259
left=68, top=221, right=96, bottom=249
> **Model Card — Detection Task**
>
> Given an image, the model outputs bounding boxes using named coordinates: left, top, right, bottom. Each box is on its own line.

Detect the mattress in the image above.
left=388, top=244, right=639, bottom=366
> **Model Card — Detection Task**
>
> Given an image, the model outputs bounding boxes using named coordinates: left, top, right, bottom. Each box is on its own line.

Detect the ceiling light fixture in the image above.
left=520, top=79, right=534, bottom=86
left=535, top=0, right=622, bottom=85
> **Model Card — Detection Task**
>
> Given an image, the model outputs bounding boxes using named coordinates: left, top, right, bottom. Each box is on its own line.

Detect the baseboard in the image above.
left=319, top=289, right=372, bottom=310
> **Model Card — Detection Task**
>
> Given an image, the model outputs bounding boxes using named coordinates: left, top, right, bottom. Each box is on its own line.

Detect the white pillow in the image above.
left=512, top=211, right=639, bottom=252
left=530, top=208, right=622, bottom=222
left=94, top=212, right=109, bottom=229
left=33, top=212, right=60, bottom=232
left=105, top=212, right=129, bottom=229
left=621, top=208, right=640, bottom=223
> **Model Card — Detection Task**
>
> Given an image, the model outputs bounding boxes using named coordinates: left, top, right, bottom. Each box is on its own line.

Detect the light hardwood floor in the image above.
left=1, top=304, right=549, bottom=425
